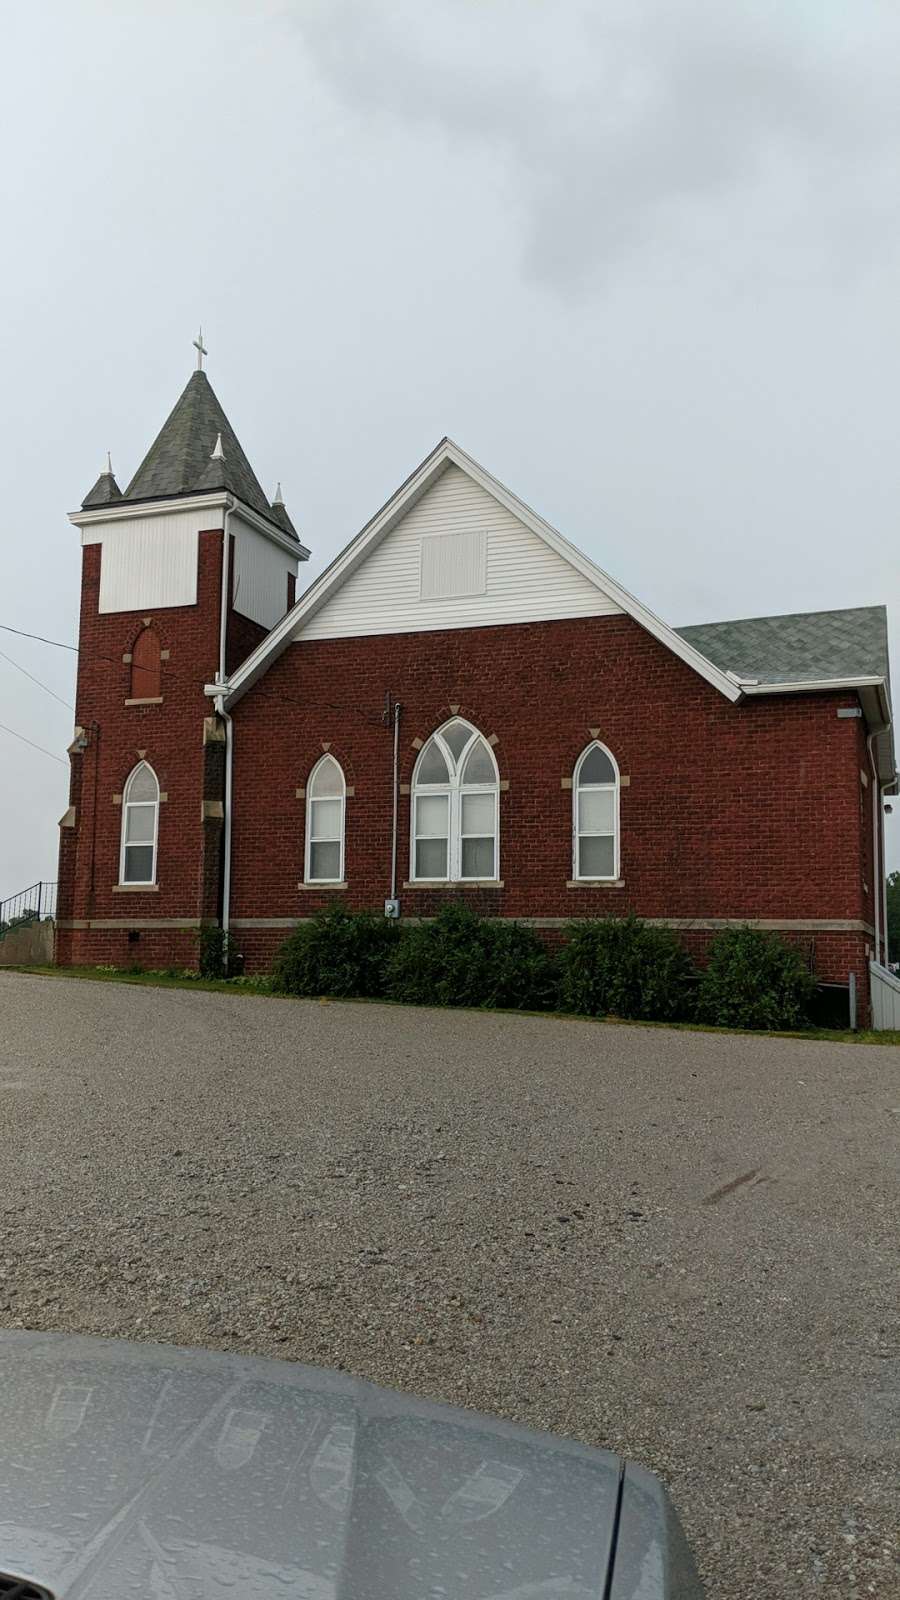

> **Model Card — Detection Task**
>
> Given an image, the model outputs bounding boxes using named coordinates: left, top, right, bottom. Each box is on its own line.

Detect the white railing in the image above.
left=868, top=960, right=900, bottom=1030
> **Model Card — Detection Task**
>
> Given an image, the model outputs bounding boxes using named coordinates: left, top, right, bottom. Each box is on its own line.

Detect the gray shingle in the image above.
left=122, top=371, right=297, bottom=538
left=81, top=470, right=123, bottom=508
left=267, top=498, right=299, bottom=539
left=677, top=606, right=889, bottom=685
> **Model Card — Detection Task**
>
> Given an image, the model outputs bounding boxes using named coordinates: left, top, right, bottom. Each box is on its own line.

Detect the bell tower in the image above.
left=56, top=337, right=309, bottom=969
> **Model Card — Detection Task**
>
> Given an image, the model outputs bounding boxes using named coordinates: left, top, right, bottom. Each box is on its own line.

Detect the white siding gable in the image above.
left=232, top=515, right=298, bottom=630
left=298, top=464, right=622, bottom=641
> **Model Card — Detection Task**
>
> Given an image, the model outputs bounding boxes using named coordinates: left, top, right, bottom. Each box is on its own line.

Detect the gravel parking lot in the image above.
left=0, top=970, right=897, bottom=1596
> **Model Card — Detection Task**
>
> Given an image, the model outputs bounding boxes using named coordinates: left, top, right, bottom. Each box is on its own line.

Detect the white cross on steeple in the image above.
left=193, top=327, right=208, bottom=371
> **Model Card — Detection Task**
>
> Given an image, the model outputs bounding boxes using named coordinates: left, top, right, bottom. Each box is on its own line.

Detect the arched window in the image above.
left=573, top=742, right=619, bottom=881
left=412, top=718, right=499, bottom=882
left=130, top=628, right=161, bottom=700
left=120, top=761, right=160, bottom=885
left=305, top=755, right=346, bottom=883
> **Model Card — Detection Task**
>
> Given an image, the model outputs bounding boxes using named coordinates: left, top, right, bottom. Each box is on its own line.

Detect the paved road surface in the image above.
left=0, top=971, right=897, bottom=1596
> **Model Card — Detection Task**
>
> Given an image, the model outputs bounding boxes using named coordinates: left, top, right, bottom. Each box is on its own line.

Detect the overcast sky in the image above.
left=2, top=0, right=899, bottom=905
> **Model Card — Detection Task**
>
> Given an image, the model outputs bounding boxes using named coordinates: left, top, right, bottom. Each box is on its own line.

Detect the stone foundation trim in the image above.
left=57, top=917, right=203, bottom=930
left=228, top=914, right=875, bottom=935
left=231, top=918, right=300, bottom=928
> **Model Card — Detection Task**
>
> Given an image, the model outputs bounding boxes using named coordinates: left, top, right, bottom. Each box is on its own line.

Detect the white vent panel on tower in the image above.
left=232, top=516, right=298, bottom=629
left=97, top=517, right=202, bottom=613
left=419, top=528, right=486, bottom=600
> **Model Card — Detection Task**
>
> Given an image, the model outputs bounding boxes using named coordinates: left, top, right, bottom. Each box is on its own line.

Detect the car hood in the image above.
left=0, top=1332, right=630, bottom=1599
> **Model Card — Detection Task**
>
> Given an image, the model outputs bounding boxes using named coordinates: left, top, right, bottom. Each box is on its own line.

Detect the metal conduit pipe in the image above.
left=867, top=730, right=883, bottom=965
left=217, top=501, right=235, bottom=948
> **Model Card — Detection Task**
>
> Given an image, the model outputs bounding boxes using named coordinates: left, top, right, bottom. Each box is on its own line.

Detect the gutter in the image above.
left=736, top=675, right=887, bottom=695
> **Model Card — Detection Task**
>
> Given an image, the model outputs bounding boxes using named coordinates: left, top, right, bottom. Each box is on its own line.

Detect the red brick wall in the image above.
left=226, top=615, right=873, bottom=991
left=58, top=588, right=877, bottom=1009
left=56, top=529, right=227, bottom=969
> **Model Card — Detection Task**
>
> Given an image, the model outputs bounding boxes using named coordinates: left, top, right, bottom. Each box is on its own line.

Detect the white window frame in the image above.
left=304, top=754, right=346, bottom=884
left=119, top=761, right=160, bottom=886
left=410, top=719, right=500, bottom=883
left=573, top=741, right=620, bottom=882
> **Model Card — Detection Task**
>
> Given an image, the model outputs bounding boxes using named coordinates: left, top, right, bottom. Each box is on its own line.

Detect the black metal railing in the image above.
left=0, top=881, right=57, bottom=939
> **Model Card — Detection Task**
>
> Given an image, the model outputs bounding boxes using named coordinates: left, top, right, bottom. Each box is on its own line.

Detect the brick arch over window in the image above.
left=130, top=627, right=161, bottom=700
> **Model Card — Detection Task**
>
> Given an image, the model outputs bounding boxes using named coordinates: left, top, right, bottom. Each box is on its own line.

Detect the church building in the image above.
left=56, top=348, right=896, bottom=1020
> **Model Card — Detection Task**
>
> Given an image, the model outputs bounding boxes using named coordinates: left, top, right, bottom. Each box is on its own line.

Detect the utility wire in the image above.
left=0, top=720, right=67, bottom=766
left=0, top=622, right=78, bottom=652
left=0, top=623, right=391, bottom=726
left=0, top=648, right=73, bottom=710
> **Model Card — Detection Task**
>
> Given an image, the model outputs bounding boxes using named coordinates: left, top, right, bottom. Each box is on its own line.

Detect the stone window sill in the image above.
left=297, top=881, right=348, bottom=891
left=566, top=879, right=625, bottom=889
left=402, top=880, right=505, bottom=890
left=113, top=883, right=160, bottom=893
left=124, top=697, right=163, bottom=706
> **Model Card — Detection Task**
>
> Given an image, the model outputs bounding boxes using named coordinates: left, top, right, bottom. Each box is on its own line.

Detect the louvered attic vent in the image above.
left=0, top=1575, right=55, bottom=1599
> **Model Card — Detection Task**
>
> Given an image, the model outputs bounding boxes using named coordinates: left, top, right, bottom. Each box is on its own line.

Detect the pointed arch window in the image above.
left=130, top=628, right=161, bottom=700
left=120, top=762, right=160, bottom=885
left=305, top=755, right=346, bottom=883
left=411, top=718, right=499, bottom=882
left=573, top=742, right=619, bottom=881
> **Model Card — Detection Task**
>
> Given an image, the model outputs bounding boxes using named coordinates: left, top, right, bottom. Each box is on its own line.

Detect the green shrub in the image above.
left=384, top=903, right=559, bottom=1011
left=199, top=927, right=244, bottom=979
left=695, top=925, right=815, bottom=1031
left=559, top=915, right=695, bottom=1022
left=272, top=905, right=399, bottom=998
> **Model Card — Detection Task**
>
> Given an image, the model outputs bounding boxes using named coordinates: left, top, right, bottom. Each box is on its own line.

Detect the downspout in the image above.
left=867, top=732, right=882, bottom=965
left=217, top=500, right=235, bottom=948
left=390, top=698, right=401, bottom=903
left=881, top=785, right=889, bottom=967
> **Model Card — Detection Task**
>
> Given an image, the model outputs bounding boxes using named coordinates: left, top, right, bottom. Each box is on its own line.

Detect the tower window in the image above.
left=120, top=761, right=160, bottom=885
left=130, top=628, right=161, bottom=700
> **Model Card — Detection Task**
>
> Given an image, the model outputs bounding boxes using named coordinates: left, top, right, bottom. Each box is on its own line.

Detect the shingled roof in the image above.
left=106, top=370, right=297, bottom=540
left=81, top=467, right=123, bottom=508
left=677, top=605, right=890, bottom=686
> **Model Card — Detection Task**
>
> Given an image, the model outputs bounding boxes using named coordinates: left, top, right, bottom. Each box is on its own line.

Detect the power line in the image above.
left=0, top=623, right=78, bottom=653
left=0, top=648, right=73, bottom=711
left=0, top=720, right=67, bottom=767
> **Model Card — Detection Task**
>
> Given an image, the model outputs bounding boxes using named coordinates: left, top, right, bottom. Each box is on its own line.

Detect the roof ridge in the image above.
left=678, top=603, right=886, bottom=632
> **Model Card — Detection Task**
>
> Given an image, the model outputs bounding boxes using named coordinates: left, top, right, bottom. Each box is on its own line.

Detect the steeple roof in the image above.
left=81, top=455, right=123, bottom=508
left=118, top=369, right=297, bottom=539
left=267, top=482, right=300, bottom=539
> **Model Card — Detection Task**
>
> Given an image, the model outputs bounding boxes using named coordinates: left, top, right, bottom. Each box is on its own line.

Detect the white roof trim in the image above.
left=740, top=675, right=886, bottom=695
left=220, top=437, right=741, bottom=708
left=70, top=492, right=231, bottom=527
left=71, top=492, right=309, bottom=559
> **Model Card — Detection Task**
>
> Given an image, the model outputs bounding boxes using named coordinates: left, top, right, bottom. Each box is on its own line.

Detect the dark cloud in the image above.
left=295, top=0, right=900, bottom=288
